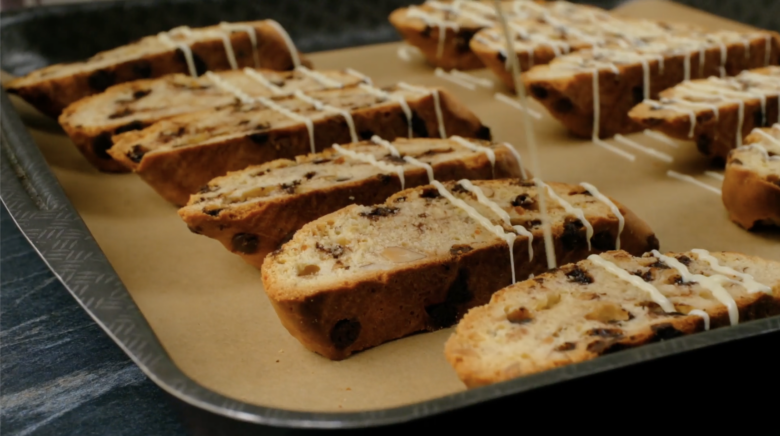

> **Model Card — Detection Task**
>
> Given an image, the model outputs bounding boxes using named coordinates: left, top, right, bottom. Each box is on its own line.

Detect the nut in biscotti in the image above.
left=389, top=0, right=605, bottom=71
left=178, top=137, right=526, bottom=268
left=524, top=30, right=780, bottom=139
left=629, top=67, right=780, bottom=161
left=445, top=250, right=780, bottom=388
left=260, top=179, right=659, bottom=360
left=58, top=68, right=369, bottom=173
left=6, top=20, right=308, bottom=118
left=722, top=124, right=780, bottom=229
left=108, top=83, right=490, bottom=205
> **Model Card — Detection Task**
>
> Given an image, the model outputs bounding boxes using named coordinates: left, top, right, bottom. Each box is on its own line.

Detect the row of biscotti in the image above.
left=6, top=20, right=309, bottom=118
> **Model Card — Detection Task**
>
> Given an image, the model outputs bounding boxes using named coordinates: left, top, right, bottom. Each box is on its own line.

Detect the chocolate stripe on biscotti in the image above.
left=58, top=68, right=369, bottom=173
left=445, top=250, right=780, bottom=388
left=523, top=30, right=780, bottom=139
left=260, top=179, right=658, bottom=360
left=179, top=136, right=525, bottom=269
left=629, top=67, right=780, bottom=160
left=107, top=82, right=488, bottom=205
left=722, top=124, right=780, bottom=229
left=7, top=20, right=308, bottom=118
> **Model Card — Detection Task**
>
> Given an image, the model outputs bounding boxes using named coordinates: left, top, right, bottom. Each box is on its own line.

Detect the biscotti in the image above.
left=59, top=68, right=369, bottom=172
left=6, top=20, right=307, bottom=117
left=388, top=0, right=604, bottom=71
left=629, top=67, right=780, bottom=161
left=472, top=17, right=697, bottom=90
left=260, top=179, right=659, bottom=360
left=524, top=31, right=780, bottom=139
left=179, top=136, right=525, bottom=267
left=722, top=125, right=780, bottom=229
left=108, top=83, right=490, bottom=205
left=445, top=249, right=780, bottom=388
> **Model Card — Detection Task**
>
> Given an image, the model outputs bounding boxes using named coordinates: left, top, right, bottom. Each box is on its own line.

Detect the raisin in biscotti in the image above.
left=59, top=68, right=368, bottom=172
left=524, top=31, right=780, bottom=139
left=472, top=17, right=697, bottom=91
left=109, top=83, right=490, bottom=205
left=261, top=179, right=659, bottom=360
left=446, top=250, right=780, bottom=388
left=389, top=0, right=605, bottom=71
left=179, top=137, right=525, bottom=268
left=6, top=21, right=308, bottom=118
left=722, top=125, right=780, bottom=229
left=629, top=67, right=780, bottom=162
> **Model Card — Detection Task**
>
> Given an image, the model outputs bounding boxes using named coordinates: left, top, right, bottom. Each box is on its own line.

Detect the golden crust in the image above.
left=6, top=21, right=309, bottom=118
left=260, top=181, right=659, bottom=360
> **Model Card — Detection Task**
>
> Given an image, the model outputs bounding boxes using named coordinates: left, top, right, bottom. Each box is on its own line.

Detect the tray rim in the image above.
left=2, top=0, right=780, bottom=429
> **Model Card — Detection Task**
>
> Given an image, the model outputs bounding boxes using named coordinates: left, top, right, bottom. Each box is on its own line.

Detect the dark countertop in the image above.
left=2, top=1, right=780, bottom=435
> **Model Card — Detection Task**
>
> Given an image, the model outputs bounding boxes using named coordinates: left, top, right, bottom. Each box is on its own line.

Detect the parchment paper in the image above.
left=8, top=0, right=779, bottom=413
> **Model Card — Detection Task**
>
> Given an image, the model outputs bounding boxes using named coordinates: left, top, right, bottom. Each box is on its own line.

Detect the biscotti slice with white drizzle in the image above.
left=445, top=249, right=780, bottom=388
left=629, top=67, right=780, bottom=161
left=179, top=136, right=525, bottom=267
left=260, top=179, right=658, bottom=360
left=59, top=68, right=369, bottom=172
left=108, top=83, right=490, bottom=205
left=6, top=21, right=308, bottom=118
left=388, top=0, right=605, bottom=70
left=722, top=124, right=780, bottom=229
left=524, top=30, right=780, bottom=139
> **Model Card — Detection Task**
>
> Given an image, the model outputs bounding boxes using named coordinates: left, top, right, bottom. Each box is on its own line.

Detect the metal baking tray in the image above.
left=3, top=0, right=780, bottom=430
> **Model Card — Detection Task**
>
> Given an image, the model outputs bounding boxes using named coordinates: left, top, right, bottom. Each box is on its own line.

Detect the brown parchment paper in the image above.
left=8, top=0, right=780, bottom=413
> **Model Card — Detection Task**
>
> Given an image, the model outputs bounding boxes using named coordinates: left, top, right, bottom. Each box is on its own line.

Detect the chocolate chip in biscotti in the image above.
left=92, top=132, right=114, bottom=160
left=497, top=51, right=507, bottom=63
left=249, top=132, right=269, bottom=144
left=132, top=61, right=152, bottom=79
left=650, top=322, right=685, bottom=340
left=133, top=89, right=151, bottom=100
left=696, top=135, right=712, bottom=155
left=476, top=125, right=492, bottom=140
left=587, top=328, right=624, bottom=339
left=280, top=180, right=301, bottom=194
left=587, top=340, right=628, bottom=354
left=420, top=188, right=441, bottom=199
left=506, top=307, right=533, bottom=325
left=530, top=85, right=548, bottom=100
left=359, top=130, right=375, bottom=140
left=421, top=25, right=432, bottom=38
left=555, top=342, right=576, bottom=352
left=232, top=233, right=260, bottom=254
left=561, top=218, right=587, bottom=250
left=108, top=108, right=134, bottom=119
left=88, top=69, right=116, bottom=92
left=127, top=144, right=150, bottom=163
left=304, top=171, right=316, bottom=180
left=377, top=174, right=394, bottom=185
left=511, top=194, right=535, bottom=208
left=383, top=154, right=407, bottom=165
left=114, top=120, right=145, bottom=135
left=675, top=255, right=693, bottom=266
left=330, top=319, right=361, bottom=349
left=552, top=98, right=574, bottom=113
left=453, top=29, right=477, bottom=53
left=565, top=265, right=594, bottom=284
left=631, top=269, right=654, bottom=283
left=359, top=206, right=399, bottom=220
left=410, top=111, right=428, bottom=137
left=202, top=206, right=223, bottom=216
left=591, top=231, right=616, bottom=251
left=450, top=244, right=473, bottom=256
left=316, top=242, right=345, bottom=259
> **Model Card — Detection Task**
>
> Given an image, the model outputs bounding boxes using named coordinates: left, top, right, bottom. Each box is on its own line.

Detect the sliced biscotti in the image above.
left=59, top=68, right=368, bottom=172
left=722, top=125, right=780, bottom=229
left=445, top=250, right=780, bottom=388
left=629, top=67, right=780, bottom=161
left=260, top=179, right=659, bottom=360
left=108, top=83, right=490, bottom=205
left=6, top=21, right=307, bottom=117
left=389, top=0, right=605, bottom=70
left=473, top=17, right=697, bottom=90
left=524, top=31, right=780, bottom=139
left=179, top=137, right=525, bottom=267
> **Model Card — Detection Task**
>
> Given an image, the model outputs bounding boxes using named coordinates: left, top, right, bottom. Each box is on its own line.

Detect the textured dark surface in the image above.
left=2, top=1, right=780, bottom=435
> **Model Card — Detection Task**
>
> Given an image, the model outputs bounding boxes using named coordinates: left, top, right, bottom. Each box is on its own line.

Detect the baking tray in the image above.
left=2, top=0, right=780, bottom=430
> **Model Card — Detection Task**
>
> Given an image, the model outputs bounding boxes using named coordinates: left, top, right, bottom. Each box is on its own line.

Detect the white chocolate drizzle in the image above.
left=359, top=84, right=413, bottom=138
left=204, top=71, right=253, bottom=102
left=537, top=179, right=594, bottom=251
left=293, top=90, right=358, bottom=143
left=588, top=254, right=676, bottom=313
left=333, top=144, right=405, bottom=190
left=220, top=22, right=260, bottom=68
left=688, top=309, right=710, bottom=331
left=403, top=155, right=435, bottom=182
left=430, top=180, right=519, bottom=284
left=651, top=250, right=739, bottom=326
left=691, top=249, right=772, bottom=294
left=296, top=66, right=344, bottom=89
left=405, top=7, right=460, bottom=59
left=613, top=134, right=674, bottom=163
left=398, top=82, right=446, bottom=138
left=370, top=135, right=400, bottom=157
left=499, top=142, right=527, bottom=180
left=158, top=31, right=197, bottom=77
left=266, top=19, right=301, bottom=68
left=243, top=68, right=285, bottom=95
left=666, top=170, right=722, bottom=195
left=494, top=93, right=543, bottom=120
left=451, top=135, right=496, bottom=177
left=579, top=182, right=623, bottom=250
left=256, top=96, right=316, bottom=153
left=344, top=68, right=373, bottom=85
